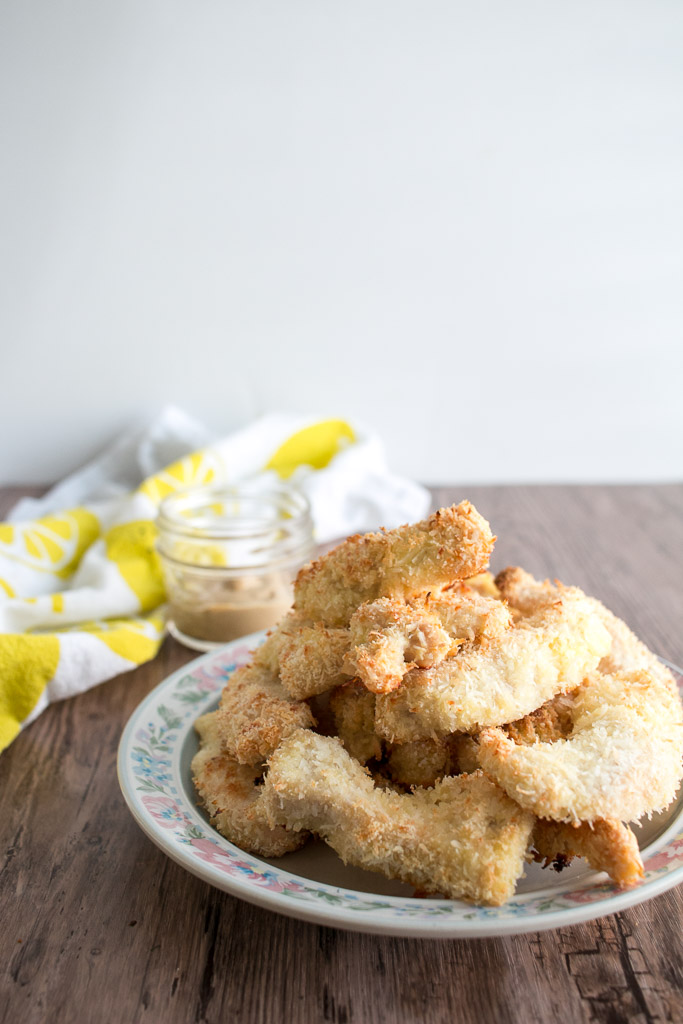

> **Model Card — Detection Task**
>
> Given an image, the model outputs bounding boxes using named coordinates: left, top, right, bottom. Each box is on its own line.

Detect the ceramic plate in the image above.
left=117, top=632, right=683, bottom=938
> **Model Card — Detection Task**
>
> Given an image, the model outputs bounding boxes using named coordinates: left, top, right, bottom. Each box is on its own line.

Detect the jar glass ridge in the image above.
left=157, top=482, right=314, bottom=651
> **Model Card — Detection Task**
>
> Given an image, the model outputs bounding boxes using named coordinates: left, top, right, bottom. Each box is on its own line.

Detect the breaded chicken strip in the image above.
left=215, top=663, right=315, bottom=766
left=293, top=502, right=495, bottom=627
left=329, top=680, right=382, bottom=764
left=191, top=713, right=306, bottom=857
left=374, top=584, right=610, bottom=742
left=449, top=690, right=576, bottom=773
left=495, top=566, right=556, bottom=614
left=345, top=586, right=512, bottom=694
left=464, top=571, right=501, bottom=599
left=253, top=613, right=351, bottom=699
left=587, top=597, right=679, bottom=695
left=434, top=582, right=512, bottom=641
left=504, top=690, right=577, bottom=745
left=497, top=567, right=678, bottom=695
left=428, top=728, right=645, bottom=886
left=531, top=818, right=644, bottom=888
left=344, top=597, right=457, bottom=694
left=278, top=623, right=350, bottom=699
left=478, top=670, right=683, bottom=823
left=251, top=611, right=305, bottom=674
left=259, top=729, right=534, bottom=905
left=450, top=734, right=482, bottom=774
left=386, top=737, right=454, bottom=789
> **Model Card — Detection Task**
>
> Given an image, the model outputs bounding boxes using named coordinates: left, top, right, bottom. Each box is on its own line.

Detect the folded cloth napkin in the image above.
left=0, top=409, right=429, bottom=752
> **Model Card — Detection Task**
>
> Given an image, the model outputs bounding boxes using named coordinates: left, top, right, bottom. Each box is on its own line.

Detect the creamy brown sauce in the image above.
left=169, top=573, right=293, bottom=643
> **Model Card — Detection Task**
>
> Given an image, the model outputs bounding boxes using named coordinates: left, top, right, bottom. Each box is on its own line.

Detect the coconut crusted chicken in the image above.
left=192, top=503, right=683, bottom=906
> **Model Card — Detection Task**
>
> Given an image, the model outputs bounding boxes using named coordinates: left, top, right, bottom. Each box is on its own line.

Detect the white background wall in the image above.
left=1, top=0, right=682, bottom=485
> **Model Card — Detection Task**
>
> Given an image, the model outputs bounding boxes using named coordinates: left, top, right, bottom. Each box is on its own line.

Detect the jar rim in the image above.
left=156, top=481, right=314, bottom=571
left=157, top=481, right=312, bottom=539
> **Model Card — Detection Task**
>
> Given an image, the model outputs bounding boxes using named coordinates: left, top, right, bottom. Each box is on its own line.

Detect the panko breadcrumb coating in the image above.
left=450, top=733, right=482, bottom=774
left=344, top=586, right=512, bottom=695
left=191, top=503, right=683, bottom=908
left=192, top=713, right=306, bottom=857
left=386, top=737, right=454, bottom=789
left=497, top=565, right=679, bottom=692
left=430, top=583, right=512, bottom=642
left=504, top=690, right=577, bottom=745
left=478, top=670, right=683, bottom=823
left=531, top=818, right=644, bottom=888
left=277, top=622, right=350, bottom=699
left=495, top=566, right=556, bottom=614
left=344, top=596, right=456, bottom=694
left=588, top=597, right=680, bottom=696
left=253, top=612, right=352, bottom=699
left=293, top=502, right=495, bottom=627
left=374, top=583, right=611, bottom=742
left=251, top=611, right=306, bottom=674
left=215, top=663, right=314, bottom=766
left=259, top=729, right=534, bottom=906
left=329, top=680, right=382, bottom=764
left=464, top=571, right=501, bottom=599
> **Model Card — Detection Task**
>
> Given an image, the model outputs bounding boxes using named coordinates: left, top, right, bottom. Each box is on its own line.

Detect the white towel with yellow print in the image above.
left=0, top=409, right=429, bottom=752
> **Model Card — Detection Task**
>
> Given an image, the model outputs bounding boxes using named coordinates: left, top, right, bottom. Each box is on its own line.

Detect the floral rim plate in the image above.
left=117, top=631, right=683, bottom=938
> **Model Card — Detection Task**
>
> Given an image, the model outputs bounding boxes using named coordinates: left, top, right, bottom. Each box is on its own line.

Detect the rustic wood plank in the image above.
left=1, top=484, right=682, bottom=1024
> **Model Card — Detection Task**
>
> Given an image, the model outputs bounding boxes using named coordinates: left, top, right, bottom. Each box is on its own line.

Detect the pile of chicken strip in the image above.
left=192, top=502, right=683, bottom=906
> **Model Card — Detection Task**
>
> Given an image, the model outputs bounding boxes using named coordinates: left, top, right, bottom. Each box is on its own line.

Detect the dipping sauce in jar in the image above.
left=157, top=482, right=314, bottom=651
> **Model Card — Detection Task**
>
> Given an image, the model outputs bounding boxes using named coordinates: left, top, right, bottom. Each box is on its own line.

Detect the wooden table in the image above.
left=2, top=484, right=682, bottom=1024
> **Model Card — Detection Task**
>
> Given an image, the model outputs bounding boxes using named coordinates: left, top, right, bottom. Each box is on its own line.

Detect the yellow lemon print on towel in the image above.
left=0, top=509, right=99, bottom=578
left=79, top=613, right=164, bottom=664
left=0, top=525, right=14, bottom=545
left=265, top=420, right=355, bottom=479
left=139, top=452, right=219, bottom=505
left=0, top=633, right=60, bottom=750
left=105, top=521, right=166, bottom=611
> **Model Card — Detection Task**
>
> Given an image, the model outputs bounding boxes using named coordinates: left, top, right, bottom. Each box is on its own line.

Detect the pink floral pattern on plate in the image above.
left=118, top=635, right=683, bottom=933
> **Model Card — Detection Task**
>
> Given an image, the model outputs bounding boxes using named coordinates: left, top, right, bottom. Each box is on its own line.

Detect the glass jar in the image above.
left=157, top=482, right=314, bottom=651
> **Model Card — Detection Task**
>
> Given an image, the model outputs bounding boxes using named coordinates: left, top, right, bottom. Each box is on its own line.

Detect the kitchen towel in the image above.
left=0, top=409, right=429, bottom=751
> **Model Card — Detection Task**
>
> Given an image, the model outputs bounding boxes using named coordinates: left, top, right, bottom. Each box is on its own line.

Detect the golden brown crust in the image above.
left=478, top=670, right=683, bottom=823
left=504, top=690, right=577, bottom=745
left=344, top=586, right=512, bottom=695
left=215, top=663, right=315, bottom=766
left=495, top=566, right=557, bottom=613
left=191, top=712, right=306, bottom=857
left=531, top=818, right=644, bottom=888
left=431, top=583, right=512, bottom=642
left=260, top=729, right=534, bottom=906
left=375, top=583, right=610, bottom=741
left=386, top=737, right=453, bottom=788
left=329, top=680, right=382, bottom=764
left=294, top=502, right=495, bottom=627
left=192, top=516, right=681, bottom=908
left=278, top=623, right=350, bottom=699
left=344, top=596, right=456, bottom=694
left=252, top=612, right=351, bottom=700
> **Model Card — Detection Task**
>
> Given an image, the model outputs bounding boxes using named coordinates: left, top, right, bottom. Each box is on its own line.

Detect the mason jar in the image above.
left=157, top=481, right=314, bottom=651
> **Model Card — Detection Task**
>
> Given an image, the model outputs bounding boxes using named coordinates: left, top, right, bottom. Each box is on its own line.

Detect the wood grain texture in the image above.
left=2, top=484, right=683, bottom=1024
